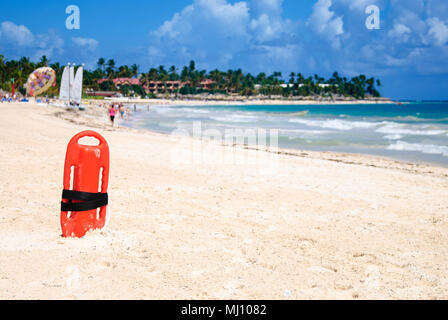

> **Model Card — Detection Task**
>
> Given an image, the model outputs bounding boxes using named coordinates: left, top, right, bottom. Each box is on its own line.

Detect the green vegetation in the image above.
left=0, top=54, right=382, bottom=99
left=0, top=55, right=61, bottom=96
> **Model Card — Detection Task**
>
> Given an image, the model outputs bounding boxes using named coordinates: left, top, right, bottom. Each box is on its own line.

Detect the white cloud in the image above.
left=248, top=0, right=294, bottom=43
left=250, top=0, right=283, bottom=16
left=0, top=21, right=64, bottom=60
left=426, top=17, right=448, bottom=46
left=388, top=23, right=412, bottom=42
left=249, top=14, right=293, bottom=43
left=340, top=0, right=379, bottom=11
left=72, top=37, right=99, bottom=51
left=148, top=0, right=298, bottom=71
left=154, top=0, right=250, bottom=40
left=0, top=21, right=35, bottom=46
left=150, top=0, right=250, bottom=65
left=34, top=30, right=64, bottom=60
left=142, top=0, right=448, bottom=81
left=307, top=0, right=344, bottom=49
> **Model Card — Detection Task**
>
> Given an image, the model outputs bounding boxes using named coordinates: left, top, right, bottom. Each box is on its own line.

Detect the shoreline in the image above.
left=50, top=102, right=448, bottom=175
left=73, top=100, right=447, bottom=171
left=81, top=97, right=396, bottom=107
left=1, top=102, right=447, bottom=299
left=11, top=100, right=448, bottom=171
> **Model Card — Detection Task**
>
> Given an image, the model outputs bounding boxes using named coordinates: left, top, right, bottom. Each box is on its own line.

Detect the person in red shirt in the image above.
left=108, top=104, right=116, bottom=126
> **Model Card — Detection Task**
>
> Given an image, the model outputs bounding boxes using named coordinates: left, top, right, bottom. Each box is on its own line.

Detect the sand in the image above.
left=0, top=102, right=447, bottom=300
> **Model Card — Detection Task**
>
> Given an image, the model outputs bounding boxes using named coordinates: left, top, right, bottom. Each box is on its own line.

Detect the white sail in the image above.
left=69, top=66, right=75, bottom=100
left=69, top=66, right=75, bottom=86
left=72, top=66, right=83, bottom=103
left=59, top=66, right=70, bottom=101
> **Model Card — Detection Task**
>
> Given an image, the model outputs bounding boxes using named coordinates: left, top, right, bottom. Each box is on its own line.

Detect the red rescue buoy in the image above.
left=61, top=131, right=110, bottom=238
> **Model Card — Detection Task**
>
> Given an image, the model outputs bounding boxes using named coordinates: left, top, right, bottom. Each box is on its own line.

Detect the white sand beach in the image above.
left=0, top=102, right=447, bottom=299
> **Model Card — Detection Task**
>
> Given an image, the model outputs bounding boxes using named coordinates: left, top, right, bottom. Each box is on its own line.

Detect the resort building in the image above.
left=85, top=88, right=121, bottom=98
left=143, top=81, right=186, bottom=94
left=96, top=78, right=216, bottom=94
left=198, top=79, right=215, bottom=90
left=97, top=78, right=141, bottom=89
left=297, top=83, right=334, bottom=88
left=143, top=80, right=216, bottom=94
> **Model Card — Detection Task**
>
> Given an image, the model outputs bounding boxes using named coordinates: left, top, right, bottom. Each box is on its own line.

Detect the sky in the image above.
left=1, top=0, right=448, bottom=100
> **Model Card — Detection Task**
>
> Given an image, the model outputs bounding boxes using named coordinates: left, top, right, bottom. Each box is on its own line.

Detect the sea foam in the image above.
left=387, top=141, right=448, bottom=157
left=289, top=118, right=380, bottom=131
left=384, top=134, right=403, bottom=140
left=376, top=122, right=445, bottom=136
left=211, top=114, right=259, bottom=123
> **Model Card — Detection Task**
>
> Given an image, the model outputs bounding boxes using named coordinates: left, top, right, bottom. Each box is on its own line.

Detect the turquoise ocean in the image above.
left=125, top=102, right=448, bottom=167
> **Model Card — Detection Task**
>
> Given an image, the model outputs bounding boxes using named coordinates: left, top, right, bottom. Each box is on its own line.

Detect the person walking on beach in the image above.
left=108, top=104, right=116, bottom=126
left=118, top=104, right=125, bottom=119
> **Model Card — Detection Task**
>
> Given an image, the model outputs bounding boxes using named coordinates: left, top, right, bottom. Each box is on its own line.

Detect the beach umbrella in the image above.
left=25, top=67, right=56, bottom=97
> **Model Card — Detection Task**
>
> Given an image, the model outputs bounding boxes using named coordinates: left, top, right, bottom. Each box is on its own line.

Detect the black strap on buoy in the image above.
left=61, top=190, right=108, bottom=212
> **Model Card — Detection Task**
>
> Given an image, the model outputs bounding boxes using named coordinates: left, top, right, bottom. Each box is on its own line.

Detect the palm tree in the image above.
left=366, top=77, right=375, bottom=95
left=188, top=60, right=196, bottom=74
left=224, top=70, right=234, bottom=93
left=139, top=72, right=150, bottom=92
left=209, top=69, right=223, bottom=90
left=158, top=65, right=168, bottom=80
left=272, top=72, right=282, bottom=84
left=241, top=73, right=255, bottom=95
left=168, top=65, right=179, bottom=81
left=50, top=62, right=60, bottom=73
left=232, top=69, right=244, bottom=92
left=131, top=64, right=139, bottom=77
left=39, top=55, right=49, bottom=67
left=106, top=59, right=116, bottom=78
left=0, top=54, right=384, bottom=99
left=117, top=65, right=132, bottom=78
left=17, top=57, right=34, bottom=82
left=180, top=66, right=189, bottom=82
left=0, top=54, right=5, bottom=84
left=256, top=72, right=267, bottom=86
left=148, top=68, right=159, bottom=81
left=12, top=69, right=24, bottom=91
left=97, top=58, right=105, bottom=71
left=289, top=72, right=296, bottom=84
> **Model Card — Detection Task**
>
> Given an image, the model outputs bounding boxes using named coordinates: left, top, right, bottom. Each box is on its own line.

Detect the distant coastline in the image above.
left=1, top=56, right=387, bottom=104
left=82, top=96, right=394, bottom=107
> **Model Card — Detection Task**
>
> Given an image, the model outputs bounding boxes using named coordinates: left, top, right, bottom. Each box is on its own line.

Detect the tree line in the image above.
left=0, top=55, right=382, bottom=99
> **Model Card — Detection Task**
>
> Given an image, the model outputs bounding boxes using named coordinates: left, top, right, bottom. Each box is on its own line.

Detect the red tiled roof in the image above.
left=87, top=91, right=119, bottom=97
left=97, top=78, right=141, bottom=86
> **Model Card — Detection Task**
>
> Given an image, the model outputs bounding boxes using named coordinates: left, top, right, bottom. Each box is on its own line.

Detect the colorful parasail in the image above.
left=26, top=67, right=57, bottom=97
